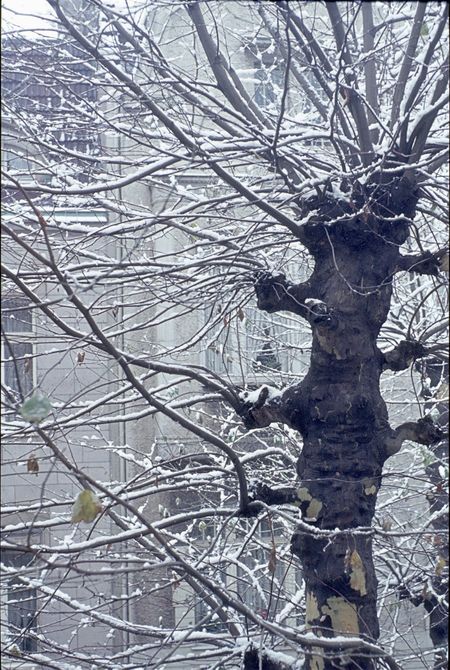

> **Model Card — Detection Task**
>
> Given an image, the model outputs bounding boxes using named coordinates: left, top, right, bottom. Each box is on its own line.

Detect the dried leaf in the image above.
left=10, top=644, right=21, bottom=657
left=20, top=393, right=52, bottom=424
left=77, top=351, right=86, bottom=364
left=237, top=307, right=245, bottom=321
left=71, top=489, right=102, bottom=524
left=37, top=213, right=47, bottom=228
left=436, top=382, right=448, bottom=401
left=381, top=517, right=392, bottom=532
left=27, top=455, right=39, bottom=475
left=439, top=251, right=449, bottom=273
left=24, top=358, right=32, bottom=373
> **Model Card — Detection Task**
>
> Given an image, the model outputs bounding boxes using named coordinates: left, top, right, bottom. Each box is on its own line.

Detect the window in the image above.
left=194, top=568, right=228, bottom=633
left=235, top=518, right=302, bottom=623
left=205, top=322, right=235, bottom=375
left=236, top=543, right=285, bottom=619
left=1, top=147, right=31, bottom=173
left=255, top=60, right=282, bottom=108
left=245, top=309, right=287, bottom=374
left=1, top=295, right=34, bottom=412
left=251, top=39, right=283, bottom=109
left=2, top=551, right=38, bottom=653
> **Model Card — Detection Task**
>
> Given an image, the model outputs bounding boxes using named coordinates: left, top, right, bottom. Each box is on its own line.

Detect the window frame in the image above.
left=1, top=295, right=35, bottom=413
left=1, top=549, right=39, bottom=654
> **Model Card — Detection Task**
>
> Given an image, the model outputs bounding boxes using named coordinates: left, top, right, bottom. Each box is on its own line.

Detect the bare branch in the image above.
left=325, top=1, right=375, bottom=165
left=386, top=416, right=446, bottom=456
left=382, top=340, right=428, bottom=372
left=395, top=248, right=449, bottom=276
left=390, top=2, right=427, bottom=129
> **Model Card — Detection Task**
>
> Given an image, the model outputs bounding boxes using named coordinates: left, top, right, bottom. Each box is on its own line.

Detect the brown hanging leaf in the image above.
left=24, top=358, right=32, bottom=373
left=77, top=351, right=85, bottom=364
left=27, top=454, right=39, bottom=475
left=37, top=212, right=47, bottom=228
left=223, top=315, right=229, bottom=326
left=381, top=517, right=392, bottom=532
left=237, top=307, right=245, bottom=321
left=268, top=544, right=277, bottom=575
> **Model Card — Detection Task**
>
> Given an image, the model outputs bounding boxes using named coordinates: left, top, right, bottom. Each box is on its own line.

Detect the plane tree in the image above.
left=1, top=2, right=448, bottom=669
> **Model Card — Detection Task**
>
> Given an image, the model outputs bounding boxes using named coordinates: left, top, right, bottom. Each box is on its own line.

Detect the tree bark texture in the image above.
left=244, top=175, right=445, bottom=669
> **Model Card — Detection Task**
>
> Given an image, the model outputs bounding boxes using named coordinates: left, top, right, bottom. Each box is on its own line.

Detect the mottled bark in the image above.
left=240, top=173, right=444, bottom=669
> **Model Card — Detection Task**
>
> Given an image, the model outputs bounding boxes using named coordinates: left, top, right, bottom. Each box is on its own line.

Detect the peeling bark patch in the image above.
left=297, top=486, right=312, bottom=502
left=363, top=478, right=377, bottom=495
left=296, top=487, right=322, bottom=520
left=310, top=650, right=325, bottom=670
left=345, top=550, right=367, bottom=595
left=305, top=498, right=323, bottom=520
left=322, top=596, right=360, bottom=635
left=306, top=592, right=321, bottom=626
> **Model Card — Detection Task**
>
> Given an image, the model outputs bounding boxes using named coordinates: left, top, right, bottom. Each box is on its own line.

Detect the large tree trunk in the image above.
left=283, top=230, right=393, bottom=670
left=241, top=174, right=445, bottom=669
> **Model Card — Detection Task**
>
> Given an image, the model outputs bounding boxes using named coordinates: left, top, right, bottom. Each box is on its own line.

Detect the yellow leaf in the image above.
left=71, top=489, right=102, bottom=524
left=27, top=455, right=39, bottom=475
left=20, top=393, right=52, bottom=423
left=435, top=557, right=447, bottom=576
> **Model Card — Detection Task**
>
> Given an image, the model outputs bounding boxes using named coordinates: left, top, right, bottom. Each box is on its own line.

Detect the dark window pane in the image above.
left=3, top=551, right=38, bottom=653
left=8, top=586, right=38, bottom=652
left=2, top=297, right=33, bottom=333
left=2, top=341, right=34, bottom=396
